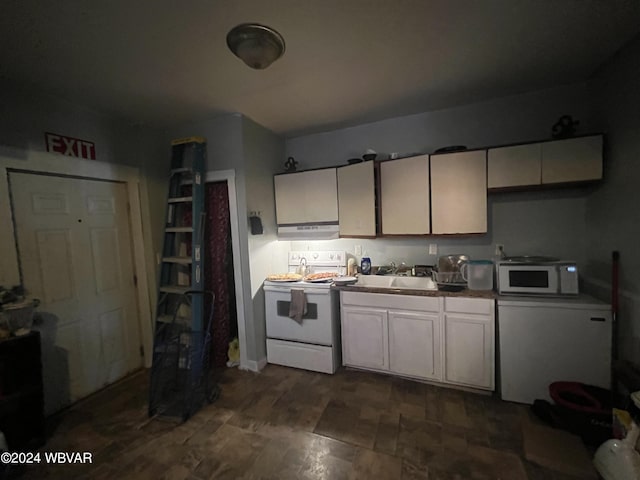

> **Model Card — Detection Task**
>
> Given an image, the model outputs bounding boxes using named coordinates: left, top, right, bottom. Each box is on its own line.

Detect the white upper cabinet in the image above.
left=380, top=155, right=430, bottom=234
left=274, top=168, right=338, bottom=224
left=431, top=150, right=487, bottom=234
left=541, top=135, right=603, bottom=184
left=488, top=135, right=603, bottom=190
left=337, top=161, right=376, bottom=237
left=488, top=143, right=541, bottom=189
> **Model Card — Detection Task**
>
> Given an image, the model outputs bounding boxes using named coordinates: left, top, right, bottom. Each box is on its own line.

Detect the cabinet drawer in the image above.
left=341, top=291, right=440, bottom=312
left=444, top=297, right=493, bottom=315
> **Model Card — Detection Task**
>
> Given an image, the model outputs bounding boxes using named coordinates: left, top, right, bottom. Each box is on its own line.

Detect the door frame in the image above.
left=205, top=170, right=249, bottom=370
left=0, top=150, right=154, bottom=367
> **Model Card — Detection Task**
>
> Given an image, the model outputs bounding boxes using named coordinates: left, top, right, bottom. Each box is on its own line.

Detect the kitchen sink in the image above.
left=355, top=275, right=438, bottom=290
left=355, top=275, right=394, bottom=288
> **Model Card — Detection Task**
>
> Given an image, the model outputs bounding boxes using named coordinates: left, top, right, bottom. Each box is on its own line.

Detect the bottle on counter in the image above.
left=360, top=256, right=371, bottom=275
left=347, top=258, right=357, bottom=277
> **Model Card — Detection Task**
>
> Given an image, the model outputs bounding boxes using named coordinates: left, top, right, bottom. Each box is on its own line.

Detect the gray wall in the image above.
left=242, top=116, right=287, bottom=362
left=286, top=83, right=598, bottom=268
left=587, top=34, right=640, bottom=366
left=0, top=79, right=164, bottom=167
left=286, top=83, right=599, bottom=168
left=166, top=113, right=244, bottom=172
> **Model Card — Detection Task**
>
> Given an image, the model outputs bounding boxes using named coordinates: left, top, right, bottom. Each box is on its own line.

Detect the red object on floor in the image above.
left=549, top=381, right=611, bottom=414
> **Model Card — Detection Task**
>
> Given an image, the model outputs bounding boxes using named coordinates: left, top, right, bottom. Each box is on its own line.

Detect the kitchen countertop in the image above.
left=332, top=284, right=497, bottom=299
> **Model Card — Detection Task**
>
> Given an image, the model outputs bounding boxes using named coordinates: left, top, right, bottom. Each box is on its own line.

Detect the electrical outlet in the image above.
left=355, top=245, right=362, bottom=256
left=428, top=244, right=438, bottom=255
left=495, top=244, right=504, bottom=256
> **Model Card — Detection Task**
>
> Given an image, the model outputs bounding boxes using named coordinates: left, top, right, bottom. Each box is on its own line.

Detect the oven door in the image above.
left=264, top=285, right=334, bottom=345
left=498, top=265, right=558, bottom=295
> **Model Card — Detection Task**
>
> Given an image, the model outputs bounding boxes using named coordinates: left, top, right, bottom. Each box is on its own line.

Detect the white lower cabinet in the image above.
left=341, top=292, right=495, bottom=390
left=388, top=310, right=441, bottom=381
left=443, top=314, right=493, bottom=389
left=341, top=306, right=389, bottom=371
left=442, top=297, right=495, bottom=390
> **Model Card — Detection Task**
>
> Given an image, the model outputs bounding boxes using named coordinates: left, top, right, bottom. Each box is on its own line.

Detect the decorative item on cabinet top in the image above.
left=362, top=149, right=377, bottom=161
left=433, top=145, right=467, bottom=154
left=284, top=156, right=298, bottom=172
left=551, top=115, right=580, bottom=139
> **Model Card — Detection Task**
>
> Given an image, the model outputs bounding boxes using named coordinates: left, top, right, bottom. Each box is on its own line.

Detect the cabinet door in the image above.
left=443, top=314, right=493, bottom=389
left=341, top=306, right=389, bottom=370
left=337, top=161, right=376, bottom=237
left=388, top=310, right=441, bottom=381
left=303, top=168, right=338, bottom=223
left=274, top=169, right=338, bottom=225
left=488, top=143, right=541, bottom=189
left=380, top=155, right=430, bottom=234
left=274, top=171, right=307, bottom=224
left=431, top=150, right=487, bottom=234
left=541, top=135, right=603, bottom=184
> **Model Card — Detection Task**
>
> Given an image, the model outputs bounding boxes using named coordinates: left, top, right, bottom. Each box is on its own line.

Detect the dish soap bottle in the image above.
left=361, top=256, right=371, bottom=275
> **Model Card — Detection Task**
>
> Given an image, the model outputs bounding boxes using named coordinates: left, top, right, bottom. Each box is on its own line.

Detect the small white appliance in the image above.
left=594, top=421, right=640, bottom=480
left=497, top=257, right=578, bottom=296
left=264, top=251, right=346, bottom=374
left=498, top=294, right=611, bottom=404
left=593, top=391, right=640, bottom=480
left=460, top=260, right=494, bottom=291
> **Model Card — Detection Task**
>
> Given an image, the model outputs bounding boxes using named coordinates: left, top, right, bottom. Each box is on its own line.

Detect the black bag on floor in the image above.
left=531, top=381, right=613, bottom=446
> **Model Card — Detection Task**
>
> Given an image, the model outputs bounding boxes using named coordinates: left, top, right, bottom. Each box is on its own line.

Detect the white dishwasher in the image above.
left=498, top=294, right=611, bottom=404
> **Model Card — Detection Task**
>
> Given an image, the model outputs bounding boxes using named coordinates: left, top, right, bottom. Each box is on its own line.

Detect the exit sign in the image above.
left=45, top=132, right=96, bottom=160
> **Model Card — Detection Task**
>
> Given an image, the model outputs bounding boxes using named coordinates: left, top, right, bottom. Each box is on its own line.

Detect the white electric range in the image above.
left=264, top=251, right=346, bottom=374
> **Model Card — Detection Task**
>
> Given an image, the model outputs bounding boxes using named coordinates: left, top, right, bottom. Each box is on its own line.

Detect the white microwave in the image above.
left=497, top=260, right=579, bottom=296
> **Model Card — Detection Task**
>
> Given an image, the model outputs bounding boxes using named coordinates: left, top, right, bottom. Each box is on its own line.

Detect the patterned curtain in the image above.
left=204, top=182, right=233, bottom=367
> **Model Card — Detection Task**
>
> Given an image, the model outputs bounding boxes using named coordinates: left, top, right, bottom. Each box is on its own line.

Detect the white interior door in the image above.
left=10, top=172, right=142, bottom=413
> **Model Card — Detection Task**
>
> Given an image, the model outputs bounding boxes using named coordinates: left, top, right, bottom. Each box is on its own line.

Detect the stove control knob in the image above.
left=312, top=253, right=319, bottom=259
left=329, top=253, right=334, bottom=260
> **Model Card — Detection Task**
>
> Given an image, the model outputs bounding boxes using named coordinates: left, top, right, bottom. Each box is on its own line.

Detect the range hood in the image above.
left=277, top=224, right=339, bottom=240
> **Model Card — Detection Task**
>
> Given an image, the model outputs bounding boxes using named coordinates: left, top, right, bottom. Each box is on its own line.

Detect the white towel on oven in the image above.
left=289, top=288, right=307, bottom=324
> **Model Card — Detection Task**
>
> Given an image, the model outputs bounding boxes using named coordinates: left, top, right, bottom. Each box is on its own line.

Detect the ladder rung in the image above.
left=165, top=227, right=194, bottom=233
left=167, top=196, right=193, bottom=203
left=162, top=256, right=192, bottom=264
left=159, top=286, right=190, bottom=295
left=170, top=167, right=192, bottom=175
left=171, top=136, right=205, bottom=145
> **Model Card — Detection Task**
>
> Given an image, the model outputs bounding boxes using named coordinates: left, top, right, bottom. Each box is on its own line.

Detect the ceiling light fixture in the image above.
left=226, top=23, right=285, bottom=70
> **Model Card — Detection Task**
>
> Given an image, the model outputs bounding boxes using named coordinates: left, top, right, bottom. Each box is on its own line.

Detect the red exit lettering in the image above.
left=45, top=132, right=96, bottom=160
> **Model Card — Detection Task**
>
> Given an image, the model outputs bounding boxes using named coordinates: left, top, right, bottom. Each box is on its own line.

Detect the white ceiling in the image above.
left=1, top=1, right=638, bottom=137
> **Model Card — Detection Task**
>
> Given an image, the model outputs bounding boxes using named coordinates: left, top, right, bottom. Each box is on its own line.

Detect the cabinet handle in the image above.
left=590, top=317, right=606, bottom=322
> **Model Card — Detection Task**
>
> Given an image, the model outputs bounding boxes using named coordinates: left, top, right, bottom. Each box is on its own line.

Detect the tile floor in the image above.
left=11, top=365, right=593, bottom=479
